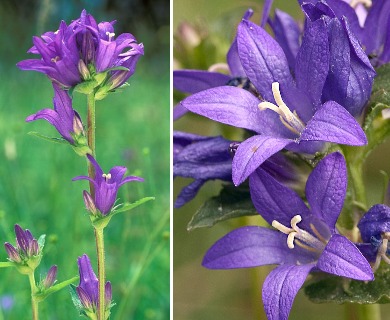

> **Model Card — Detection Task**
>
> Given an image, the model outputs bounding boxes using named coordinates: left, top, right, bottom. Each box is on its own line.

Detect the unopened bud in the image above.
left=83, top=190, right=97, bottom=215
left=73, top=112, right=85, bottom=136
left=78, top=60, right=91, bottom=81
left=43, top=265, right=58, bottom=288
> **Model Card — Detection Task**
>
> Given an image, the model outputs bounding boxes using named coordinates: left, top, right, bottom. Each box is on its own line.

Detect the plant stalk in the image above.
left=28, top=272, right=39, bottom=320
left=87, top=92, right=96, bottom=197
left=95, top=226, right=106, bottom=320
left=345, top=303, right=381, bottom=320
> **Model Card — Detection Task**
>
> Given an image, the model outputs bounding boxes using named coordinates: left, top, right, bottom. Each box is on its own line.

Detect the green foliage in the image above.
left=187, top=184, right=256, bottom=230
left=305, top=264, right=390, bottom=304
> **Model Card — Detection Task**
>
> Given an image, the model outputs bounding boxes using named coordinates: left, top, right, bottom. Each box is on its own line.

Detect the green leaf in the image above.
left=111, top=197, right=155, bottom=215
left=28, top=132, right=68, bottom=145
left=187, top=184, right=257, bottom=231
left=305, top=264, right=390, bottom=304
left=36, top=276, right=79, bottom=302
left=104, top=66, right=129, bottom=72
left=37, top=234, right=46, bottom=249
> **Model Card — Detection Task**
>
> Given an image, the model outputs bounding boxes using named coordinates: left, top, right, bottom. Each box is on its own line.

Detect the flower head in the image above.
left=76, top=254, right=112, bottom=317
left=17, top=9, right=143, bottom=92
left=203, top=152, right=373, bottom=320
left=4, top=224, right=44, bottom=272
left=73, top=155, right=143, bottom=215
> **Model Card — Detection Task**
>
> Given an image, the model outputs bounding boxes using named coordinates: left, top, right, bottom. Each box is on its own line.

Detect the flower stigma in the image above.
left=271, top=215, right=327, bottom=252
left=106, top=32, right=115, bottom=41
left=258, top=82, right=306, bottom=135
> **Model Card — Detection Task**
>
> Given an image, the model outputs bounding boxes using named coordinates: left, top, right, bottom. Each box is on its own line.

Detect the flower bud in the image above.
left=43, top=265, right=58, bottom=289
left=83, top=190, right=97, bottom=215
left=78, top=59, right=91, bottom=81
left=4, top=243, right=21, bottom=263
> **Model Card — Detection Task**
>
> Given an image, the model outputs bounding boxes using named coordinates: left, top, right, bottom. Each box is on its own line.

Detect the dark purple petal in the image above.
left=260, top=0, right=274, bottom=27
left=105, top=281, right=112, bottom=306
left=72, top=175, right=96, bottom=186
left=300, top=101, right=367, bottom=146
left=108, top=166, right=127, bottom=184
left=326, top=0, right=362, bottom=37
left=202, top=227, right=314, bottom=269
left=305, top=152, right=346, bottom=231
left=232, top=135, right=291, bottom=186
left=237, top=20, right=293, bottom=101
left=96, top=40, right=117, bottom=72
left=43, top=265, right=58, bottom=288
left=4, top=243, right=21, bottom=263
left=263, top=264, right=314, bottom=320
left=356, top=243, right=377, bottom=263
left=14, top=225, right=28, bottom=254
left=86, top=154, right=104, bottom=183
left=173, top=70, right=230, bottom=94
left=77, top=254, right=98, bottom=306
left=77, top=286, right=93, bottom=308
left=317, top=234, right=374, bottom=281
left=249, top=167, right=311, bottom=226
left=181, top=86, right=263, bottom=133
left=295, top=18, right=329, bottom=108
left=174, top=179, right=205, bottom=208
left=270, top=9, right=301, bottom=70
left=119, top=175, right=144, bottom=186
left=358, top=204, right=390, bottom=243
left=226, top=39, right=245, bottom=77
left=379, top=17, right=390, bottom=64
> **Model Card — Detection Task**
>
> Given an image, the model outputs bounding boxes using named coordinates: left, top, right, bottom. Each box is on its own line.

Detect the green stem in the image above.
left=87, top=92, right=96, bottom=197
left=28, top=272, right=39, bottom=320
left=345, top=303, right=381, bottom=320
left=95, top=226, right=106, bottom=320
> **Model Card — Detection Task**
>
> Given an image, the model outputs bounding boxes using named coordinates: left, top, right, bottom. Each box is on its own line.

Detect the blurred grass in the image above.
left=0, top=1, right=169, bottom=319
left=173, top=0, right=390, bottom=319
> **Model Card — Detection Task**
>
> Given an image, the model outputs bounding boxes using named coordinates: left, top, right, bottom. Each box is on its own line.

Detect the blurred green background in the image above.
left=173, top=0, right=390, bottom=319
left=0, top=0, right=169, bottom=319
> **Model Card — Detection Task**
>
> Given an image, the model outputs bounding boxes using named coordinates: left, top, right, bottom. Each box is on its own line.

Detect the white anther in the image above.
left=349, top=0, right=372, bottom=8
left=287, top=232, right=297, bottom=249
left=258, top=82, right=306, bottom=135
left=102, top=173, right=111, bottom=180
left=106, top=31, right=115, bottom=40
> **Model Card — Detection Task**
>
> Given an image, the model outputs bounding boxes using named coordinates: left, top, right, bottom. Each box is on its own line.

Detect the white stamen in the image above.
left=272, top=215, right=326, bottom=252
left=102, top=173, right=111, bottom=180
left=349, top=0, right=372, bottom=8
left=106, top=31, right=115, bottom=41
left=258, top=82, right=306, bottom=135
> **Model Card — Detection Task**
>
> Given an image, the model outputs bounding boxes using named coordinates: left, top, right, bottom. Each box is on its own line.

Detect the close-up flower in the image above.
left=73, top=154, right=144, bottom=215
left=202, top=152, right=374, bottom=320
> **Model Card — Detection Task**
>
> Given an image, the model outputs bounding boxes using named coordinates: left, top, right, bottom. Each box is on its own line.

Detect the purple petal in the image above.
left=317, top=234, right=374, bottom=281
left=249, top=167, right=311, bottom=226
left=181, top=86, right=263, bottom=133
left=95, top=183, right=118, bottom=214
left=14, top=225, right=28, bottom=254
left=202, top=227, right=310, bottom=269
left=4, top=243, right=21, bottom=262
left=76, top=286, right=93, bottom=308
left=119, top=175, right=144, bottom=186
left=43, top=265, right=58, bottom=288
left=232, top=135, right=291, bottom=186
left=260, top=0, right=274, bottom=27
left=108, top=166, right=127, bottom=184
left=326, top=0, right=362, bottom=37
left=105, top=281, right=112, bottom=305
left=173, top=103, right=188, bottom=121
left=300, top=101, right=367, bottom=146
left=295, top=18, right=329, bottom=108
left=173, top=70, right=230, bottom=94
left=305, top=152, right=347, bottom=231
left=174, top=179, right=205, bottom=208
left=358, top=204, right=390, bottom=243
left=86, top=154, right=104, bottom=182
left=96, top=40, right=117, bottom=72
left=226, top=39, right=245, bottom=77
left=237, top=19, right=293, bottom=101
left=263, top=264, right=314, bottom=320
left=72, top=175, right=96, bottom=185
left=270, top=9, right=301, bottom=70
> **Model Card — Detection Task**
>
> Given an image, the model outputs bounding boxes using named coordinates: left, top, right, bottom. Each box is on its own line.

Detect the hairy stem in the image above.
left=28, top=272, right=39, bottom=320
left=95, top=226, right=106, bottom=320
left=345, top=303, right=381, bottom=320
left=87, top=92, right=96, bottom=197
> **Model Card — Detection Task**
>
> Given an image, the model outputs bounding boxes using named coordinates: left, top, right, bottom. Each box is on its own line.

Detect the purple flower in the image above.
left=76, top=254, right=112, bottom=314
left=17, top=10, right=143, bottom=91
left=73, top=155, right=143, bottom=215
left=4, top=225, right=42, bottom=269
left=203, top=152, right=373, bottom=320
left=42, top=265, right=58, bottom=289
left=182, top=19, right=367, bottom=186
left=173, top=131, right=297, bottom=207
left=357, top=204, right=390, bottom=271
left=26, top=83, right=89, bottom=153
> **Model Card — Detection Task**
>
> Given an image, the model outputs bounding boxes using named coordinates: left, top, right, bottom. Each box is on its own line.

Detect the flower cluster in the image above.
left=174, top=0, right=390, bottom=319
left=17, top=9, right=143, bottom=98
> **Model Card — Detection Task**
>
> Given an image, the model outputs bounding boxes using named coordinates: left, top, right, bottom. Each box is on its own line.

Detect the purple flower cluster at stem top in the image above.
left=203, top=153, right=373, bottom=320
left=73, top=155, right=144, bottom=215
left=76, top=254, right=112, bottom=314
left=17, top=9, right=144, bottom=91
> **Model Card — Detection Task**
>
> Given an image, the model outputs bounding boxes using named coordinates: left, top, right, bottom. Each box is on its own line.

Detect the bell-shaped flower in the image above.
left=182, top=18, right=367, bottom=186
left=17, top=9, right=143, bottom=91
left=26, top=84, right=89, bottom=155
left=76, top=254, right=112, bottom=318
left=357, top=204, right=390, bottom=271
left=203, top=152, right=374, bottom=320
left=73, top=155, right=143, bottom=215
